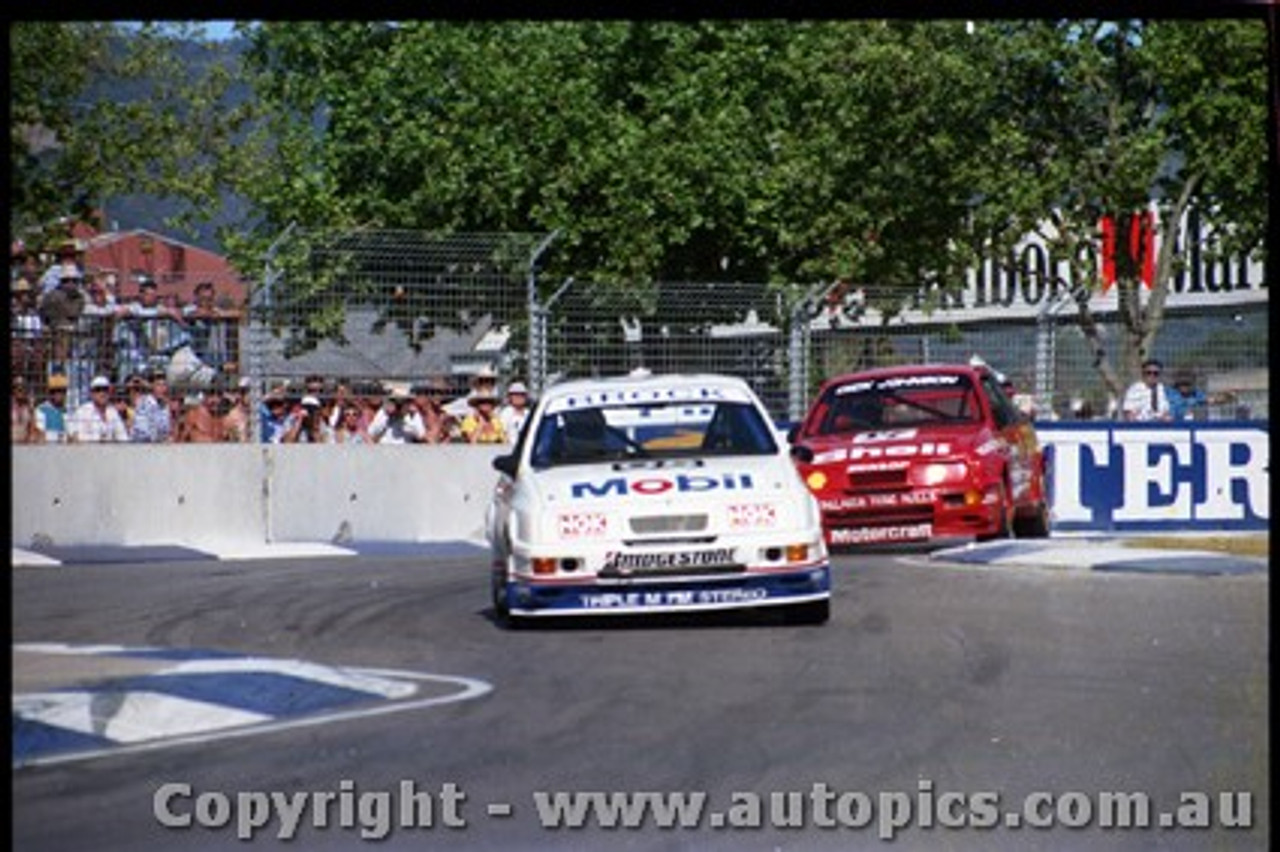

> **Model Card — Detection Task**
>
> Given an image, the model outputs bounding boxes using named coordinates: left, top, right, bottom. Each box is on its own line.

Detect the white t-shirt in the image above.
left=70, top=402, right=129, bottom=442
left=1121, top=381, right=1171, bottom=421
left=368, top=406, right=426, bottom=444
left=498, top=404, right=529, bottom=442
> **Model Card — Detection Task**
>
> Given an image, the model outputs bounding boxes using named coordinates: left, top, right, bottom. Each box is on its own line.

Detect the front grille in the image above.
left=846, top=469, right=909, bottom=490
left=823, top=505, right=935, bottom=527
left=600, top=564, right=746, bottom=579
left=629, top=514, right=709, bottom=535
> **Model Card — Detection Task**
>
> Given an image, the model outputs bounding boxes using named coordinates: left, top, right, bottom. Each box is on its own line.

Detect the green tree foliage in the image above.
left=960, top=20, right=1267, bottom=397
left=230, top=22, right=1002, bottom=299
left=12, top=20, right=1267, bottom=384
left=9, top=21, right=250, bottom=248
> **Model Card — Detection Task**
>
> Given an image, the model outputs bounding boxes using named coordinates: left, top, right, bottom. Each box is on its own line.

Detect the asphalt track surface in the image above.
left=12, top=544, right=1269, bottom=851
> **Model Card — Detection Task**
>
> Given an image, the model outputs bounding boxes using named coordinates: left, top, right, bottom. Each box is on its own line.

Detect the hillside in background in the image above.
left=96, top=36, right=250, bottom=253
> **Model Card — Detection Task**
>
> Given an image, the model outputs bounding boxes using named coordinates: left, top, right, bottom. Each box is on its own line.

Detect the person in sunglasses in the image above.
left=1121, top=358, right=1173, bottom=422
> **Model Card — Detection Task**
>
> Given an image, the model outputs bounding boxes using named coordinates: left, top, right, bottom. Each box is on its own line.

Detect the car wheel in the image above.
left=976, top=480, right=1012, bottom=542
left=1014, top=501, right=1051, bottom=538
left=785, top=599, right=830, bottom=625
left=490, top=569, right=509, bottom=619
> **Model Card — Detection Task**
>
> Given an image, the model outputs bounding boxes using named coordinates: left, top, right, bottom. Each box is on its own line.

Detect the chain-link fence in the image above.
left=804, top=298, right=1269, bottom=424
left=12, top=227, right=1267, bottom=440
left=10, top=286, right=243, bottom=415
left=247, top=228, right=554, bottom=394
left=536, top=279, right=813, bottom=419
left=536, top=279, right=1268, bottom=424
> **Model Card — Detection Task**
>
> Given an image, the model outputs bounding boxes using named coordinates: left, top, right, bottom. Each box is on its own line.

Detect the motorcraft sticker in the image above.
left=830, top=523, right=933, bottom=544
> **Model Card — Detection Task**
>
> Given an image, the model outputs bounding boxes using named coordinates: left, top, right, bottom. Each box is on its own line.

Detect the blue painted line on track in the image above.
left=11, top=717, right=113, bottom=763
left=113, top=647, right=247, bottom=661
left=11, top=644, right=478, bottom=767
left=94, top=672, right=391, bottom=716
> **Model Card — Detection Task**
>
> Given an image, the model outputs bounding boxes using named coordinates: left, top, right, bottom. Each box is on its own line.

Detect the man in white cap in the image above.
left=69, top=376, right=129, bottom=442
left=497, top=380, right=532, bottom=442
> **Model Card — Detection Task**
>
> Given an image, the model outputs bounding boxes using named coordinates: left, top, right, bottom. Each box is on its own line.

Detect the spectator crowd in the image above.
left=12, top=364, right=537, bottom=446
left=11, top=239, right=240, bottom=422
left=14, top=241, right=1254, bottom=445
left=11, top=239, right=544, bottom=446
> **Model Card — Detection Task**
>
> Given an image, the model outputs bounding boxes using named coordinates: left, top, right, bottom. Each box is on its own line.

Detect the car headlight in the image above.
left=805, top=470, right=829, bottom=491
left=915, top=462, right=967, bottom=486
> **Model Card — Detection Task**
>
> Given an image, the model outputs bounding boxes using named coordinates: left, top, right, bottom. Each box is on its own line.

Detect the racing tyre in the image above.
left=785, top=599, right=830, bottom=625
left=1014, top=502, right=1051, bottom=538
left=491, top=571, right=510, bottom=619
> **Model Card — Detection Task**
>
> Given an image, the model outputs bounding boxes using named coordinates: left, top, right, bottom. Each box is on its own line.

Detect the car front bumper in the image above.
left=817, top=485, right=1005, bottom=545
left=500, top=562, right=830, bottom=617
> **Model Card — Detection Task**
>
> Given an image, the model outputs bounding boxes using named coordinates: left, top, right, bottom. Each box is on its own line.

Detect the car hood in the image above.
left=528, top=454, right=803, bottom=509
left=801, top=425, right=992, bottom=466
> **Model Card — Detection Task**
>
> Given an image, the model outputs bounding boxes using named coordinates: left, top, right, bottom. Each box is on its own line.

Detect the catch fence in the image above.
left=11, top=229, right=1267, bottom=430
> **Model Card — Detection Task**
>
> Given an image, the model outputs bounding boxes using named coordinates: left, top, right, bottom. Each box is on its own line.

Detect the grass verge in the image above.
left=1123, top=534, right=1269, bottom=559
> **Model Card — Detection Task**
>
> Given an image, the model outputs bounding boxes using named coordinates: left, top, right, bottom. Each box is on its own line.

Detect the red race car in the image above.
left=789, top=363, right=1050, bottom=546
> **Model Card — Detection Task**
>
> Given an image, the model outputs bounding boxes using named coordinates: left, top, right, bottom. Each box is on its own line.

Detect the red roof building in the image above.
left=78, top=227, right=249, bottom=307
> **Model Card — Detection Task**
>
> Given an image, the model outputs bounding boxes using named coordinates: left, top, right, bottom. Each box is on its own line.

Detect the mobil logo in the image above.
left=571, top=473, right=755, bottom=499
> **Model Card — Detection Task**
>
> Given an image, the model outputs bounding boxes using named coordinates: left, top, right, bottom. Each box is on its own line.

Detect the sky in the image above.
left=201, top=20, right=238, bottom=41
left=119, top=20, right=243, bottom=41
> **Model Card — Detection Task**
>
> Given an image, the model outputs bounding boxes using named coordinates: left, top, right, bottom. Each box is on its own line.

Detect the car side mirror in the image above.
left=790, top=444, right=814, bottom=463
left=786, top=424, right=800, bottom=443
left=492, top=454, right=519, bottom=478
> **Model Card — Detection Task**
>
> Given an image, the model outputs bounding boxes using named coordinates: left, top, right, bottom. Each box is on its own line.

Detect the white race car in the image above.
left=485, top=372, right=830, bottom=625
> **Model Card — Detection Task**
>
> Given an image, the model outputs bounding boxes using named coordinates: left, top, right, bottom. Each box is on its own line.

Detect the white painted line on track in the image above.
left=13, top=643, right=496, bottom=769
left=160, top=658, right=419, bottom=700
left=14, top=691, right=273, bottom=743
left=11, top=548, right=61, bottom=567
left=16, top=641, right=142, bottom=655
left=15, top=668, right=493, bottom=769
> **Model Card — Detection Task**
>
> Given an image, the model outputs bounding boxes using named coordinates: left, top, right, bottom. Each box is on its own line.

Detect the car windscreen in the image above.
left=811, top=373, right=980, bottom=435
left=530, top=400, right=779, bottom=469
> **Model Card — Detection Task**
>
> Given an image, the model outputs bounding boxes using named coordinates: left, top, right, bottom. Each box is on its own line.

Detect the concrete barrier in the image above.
left=11, top=445, right=507, bottom=549
left=12, top=421, right=1269, bottom=550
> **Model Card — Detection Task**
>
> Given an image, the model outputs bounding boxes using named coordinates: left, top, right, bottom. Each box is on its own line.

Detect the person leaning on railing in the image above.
left=1167, top=368, right=1236, bottom=421
left=37, top=263, right=87, bottom=367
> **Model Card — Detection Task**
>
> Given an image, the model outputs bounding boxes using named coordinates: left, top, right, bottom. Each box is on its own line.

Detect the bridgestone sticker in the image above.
left=602, top=548, right=737, bottom=573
